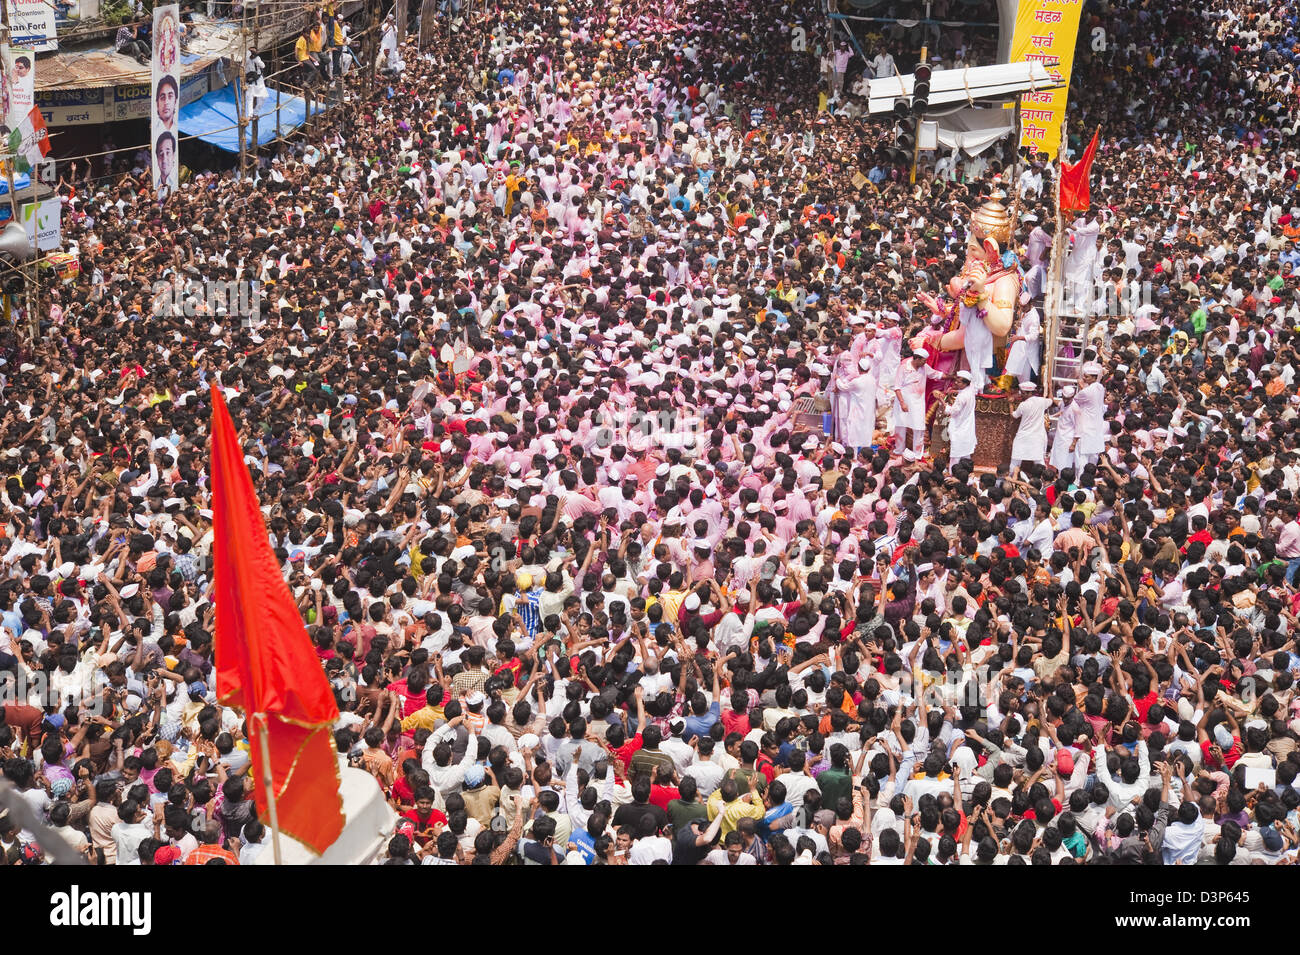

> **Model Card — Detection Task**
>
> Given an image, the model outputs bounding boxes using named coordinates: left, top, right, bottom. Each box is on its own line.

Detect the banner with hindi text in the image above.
left=1009, top=0, right=1084, bottom=160
left=3, top=41, right=34, bottom=135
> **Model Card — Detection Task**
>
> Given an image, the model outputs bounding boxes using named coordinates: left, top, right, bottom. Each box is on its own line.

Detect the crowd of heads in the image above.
left=0, top=0, right=1297, bottom=865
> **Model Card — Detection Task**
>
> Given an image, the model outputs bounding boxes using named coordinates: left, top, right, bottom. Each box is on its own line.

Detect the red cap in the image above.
left=155, top=845, right=182, bottom=865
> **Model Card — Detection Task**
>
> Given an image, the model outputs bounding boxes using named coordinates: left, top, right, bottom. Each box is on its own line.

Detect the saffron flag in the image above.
left=209, top=383, right=345, bottom=855
left=1059, top=128, right=1099, bottom=213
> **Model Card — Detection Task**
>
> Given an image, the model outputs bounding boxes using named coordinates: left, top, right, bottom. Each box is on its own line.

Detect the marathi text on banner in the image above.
left=1009, top=0, right=1084, bottom=160
left=2, top=41, right=34, bottom=134
left=151, top=3, right=180, bottom=199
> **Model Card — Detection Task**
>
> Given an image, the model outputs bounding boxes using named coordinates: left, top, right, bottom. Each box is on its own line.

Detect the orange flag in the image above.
left=1059, top=128, right=1099, bottom=214
left=209, top=383, right=345, bottom=855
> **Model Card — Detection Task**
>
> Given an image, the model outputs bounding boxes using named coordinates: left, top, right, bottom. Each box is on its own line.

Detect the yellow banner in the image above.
left=1009, top=0, right=1084, bottom=159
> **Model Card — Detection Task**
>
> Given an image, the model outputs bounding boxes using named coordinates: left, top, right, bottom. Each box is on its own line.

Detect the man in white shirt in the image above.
left=778, top=750, right=820, bottom=807
left=705, top=832, right=758, bottom=864
left=627, top=819, right=673, bottom=864
left=111, top=800, right=153, bottom=865
left=871, top=48, right=898, bottom=78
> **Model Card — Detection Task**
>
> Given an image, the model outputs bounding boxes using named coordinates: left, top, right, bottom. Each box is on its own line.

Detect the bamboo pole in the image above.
left=251, top=0, right=262, bottom=163
left=236, top=8, right=248, bottom=178
left=1041, top=116, right=1068, bottom=399
left=256, top=712, right=284, bottom=866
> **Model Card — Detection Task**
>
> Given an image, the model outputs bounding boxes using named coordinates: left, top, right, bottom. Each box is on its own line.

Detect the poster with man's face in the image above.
left=151, top=3, right=180, bottom=199
left=1, top=43, right=32, bottom=132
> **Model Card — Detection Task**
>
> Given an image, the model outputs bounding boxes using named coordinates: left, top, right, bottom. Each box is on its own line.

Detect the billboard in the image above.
left=151, top=3, right=180, bottom=199
left=5, top=0, right=57, bottom=51
left=2, top=41, right=33, bottom=134
left=1008, top=0, right=1084, bottom=159
left=21, top=196, right=60, bottom=251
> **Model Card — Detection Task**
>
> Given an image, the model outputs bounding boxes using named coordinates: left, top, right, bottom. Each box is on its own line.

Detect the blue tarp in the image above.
left=0, top=173, right=32, bottom=196
left=178, top=83, right=324, bottom=154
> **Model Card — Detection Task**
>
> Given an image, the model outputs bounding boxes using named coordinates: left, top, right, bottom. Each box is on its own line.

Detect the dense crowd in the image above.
left=0, top=0, right=1297, bottom=866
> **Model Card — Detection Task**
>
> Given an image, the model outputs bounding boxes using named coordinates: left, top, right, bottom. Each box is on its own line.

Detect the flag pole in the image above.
left=256, top=712, right=284, bottom=865
left=1042, top=115, right=1067, bottom=399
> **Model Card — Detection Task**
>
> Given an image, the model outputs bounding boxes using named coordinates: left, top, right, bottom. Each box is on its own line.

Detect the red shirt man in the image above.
left=403, top=806, right=449, bottom=846
left=610, top=732, right=643, bottom=775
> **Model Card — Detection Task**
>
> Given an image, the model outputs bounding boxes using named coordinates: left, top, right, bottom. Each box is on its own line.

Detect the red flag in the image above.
left=209, top=383, right=345, bottom=855
left=1059, top=128, right=1099, bottom=214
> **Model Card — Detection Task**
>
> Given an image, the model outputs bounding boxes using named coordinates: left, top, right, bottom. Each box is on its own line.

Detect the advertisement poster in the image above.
left=20, top=196, right=60, bottom=251
left=0, top=42, right=43, bottom=174
left=1009, top=0, right=1084, bottom=159
left=151, top=3, right=180, bottom=199
left=5, top=0, right=57, bottom=51
left=2, top=41, right=33, bottom=133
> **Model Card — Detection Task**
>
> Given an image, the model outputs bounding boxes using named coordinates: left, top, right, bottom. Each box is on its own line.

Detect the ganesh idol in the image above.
left=913, top=196, right=1022, bottom=392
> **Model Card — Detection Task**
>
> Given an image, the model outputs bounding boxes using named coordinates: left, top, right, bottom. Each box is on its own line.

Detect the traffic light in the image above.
left=913, top=62, right=931, bottom=111
left=895, top=123, right=916, bottom=155
left=893, top=98, right=911, bottom=119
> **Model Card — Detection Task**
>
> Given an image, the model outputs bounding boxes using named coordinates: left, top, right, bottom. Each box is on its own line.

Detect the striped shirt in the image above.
left=516, top=588, right=542, bottom=639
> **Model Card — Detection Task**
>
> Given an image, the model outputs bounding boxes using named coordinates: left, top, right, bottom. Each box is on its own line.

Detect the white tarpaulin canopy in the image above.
left=934, top=106, right=1018, bottom=156
left=866, top=60, right=1059, bottom=115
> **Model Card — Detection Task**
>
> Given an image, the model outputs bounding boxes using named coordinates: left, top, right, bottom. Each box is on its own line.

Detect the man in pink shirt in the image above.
left=559, top=470, right=604, bottom=521
left=1277, top=504, right=1300, bottom=584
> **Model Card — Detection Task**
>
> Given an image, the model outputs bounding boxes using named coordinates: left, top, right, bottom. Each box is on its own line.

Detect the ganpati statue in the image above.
left=914, top=196, right=1022, bottom=391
